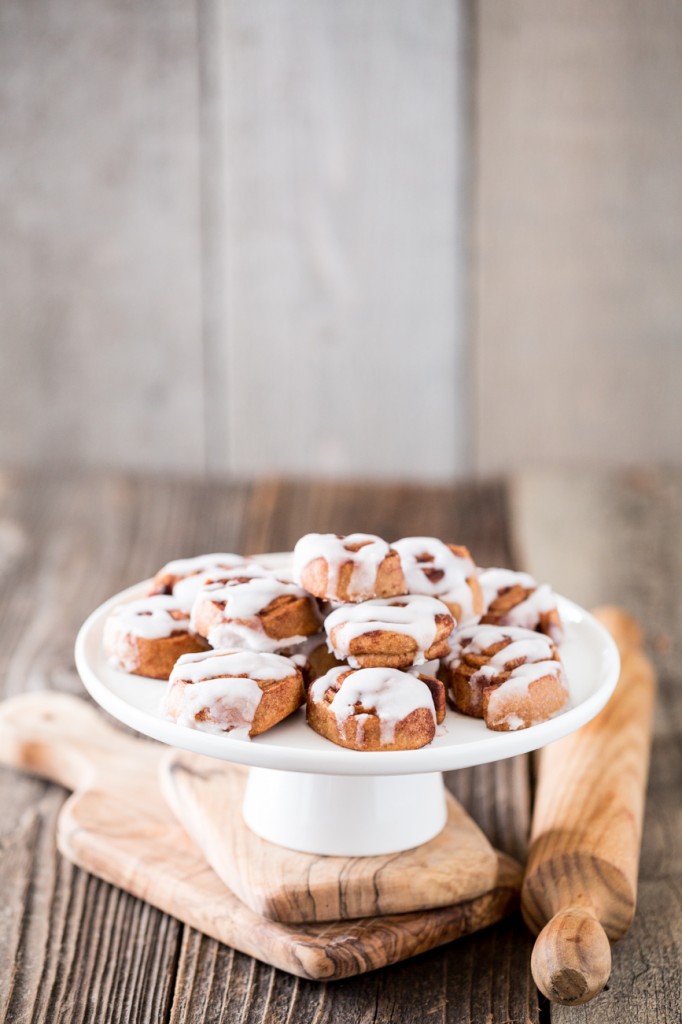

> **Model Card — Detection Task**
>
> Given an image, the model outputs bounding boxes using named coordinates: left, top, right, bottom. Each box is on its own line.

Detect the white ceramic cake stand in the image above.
left=75, top=554, right=620, bottom=857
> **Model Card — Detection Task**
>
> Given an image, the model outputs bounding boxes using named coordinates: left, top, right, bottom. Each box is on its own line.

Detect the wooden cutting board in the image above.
left=160, top=748, right=499, bottom=923
left=0, top=691, right=522, bottom=981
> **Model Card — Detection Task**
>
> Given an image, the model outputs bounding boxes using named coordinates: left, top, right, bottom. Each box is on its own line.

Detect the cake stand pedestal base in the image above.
left=242, top=767, right=448, bottom=856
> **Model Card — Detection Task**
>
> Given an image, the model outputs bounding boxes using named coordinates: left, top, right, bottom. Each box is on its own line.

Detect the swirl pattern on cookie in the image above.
left=393, top=537, right=475, bottom=594
left=191, top=574, right=321, bottom=652
left=307, top=665, right=446, bottom=751
left=324, top=594, right=454, bottom=669
left=443, top=623, right=569, bottom=731
left=150, top=553, right=247, bottom=602
left=293, top=533, right=406, bottom=603
left=477, top=567, right=563, bottom=641
left=163, top=649, right=304, bottom=738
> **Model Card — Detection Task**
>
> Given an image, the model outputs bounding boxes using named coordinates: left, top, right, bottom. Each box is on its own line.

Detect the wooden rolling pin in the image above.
left=522, top=606, right=656, bottom=1004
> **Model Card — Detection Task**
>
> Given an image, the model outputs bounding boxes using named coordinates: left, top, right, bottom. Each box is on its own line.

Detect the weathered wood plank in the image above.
left=0, top=471, right=254, bottom=1021
left=475, top=1, right=682, bottom=474
left=213, top=0, right=469, bottom=479
left=0, top=0, right=206, bottom=473
left=511, top=468, right=682, bottom=1022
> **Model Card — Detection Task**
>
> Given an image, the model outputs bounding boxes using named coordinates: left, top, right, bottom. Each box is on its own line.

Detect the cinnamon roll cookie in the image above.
left=393, top=536, right=483, bottom=625
left=293, top=533, right=406, bottom=603
left=307, top=666, right=446, bottom=751
left=478, top=568, right=563, bottom=641
left=191, top=573, right=321, bottom=653
left=442, top=624, right=569, bottom=731
left=149, top=553, right=250, bottom=612
left=324, top=594, right=455, bottom=669
left=103, top=596, right=208, bottom=680
left=163, top=649, right=304, bottom=739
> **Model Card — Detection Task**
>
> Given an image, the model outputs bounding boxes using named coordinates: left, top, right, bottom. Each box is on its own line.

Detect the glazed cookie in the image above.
left=149, top=553, right=252, bottom=612
left=293, top=533, right=406, bottom=603
left=324, top=594, right=455, bottom=669
left=478, top=568, right=563, bottom=641
left=163, top=649, right=304, bottom=738
left=103, top=595, right=208, bottom=680
left=191, top=574, right=321, bottom=653
left=392, top=537, right=475, bottom=595
left=307, top=665, right=446, bottom=751
left=442, top=624, right=569, bottom=731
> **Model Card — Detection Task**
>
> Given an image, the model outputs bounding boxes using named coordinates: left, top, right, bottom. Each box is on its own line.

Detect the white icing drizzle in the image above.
left=106, top=596, right=190, bottom=640
left=163, top=677, right=263, bottom=740
left=169, top=648, right=298, bottom=683
left=324, top=595, right=451, bottom=668
left=408, top=659, right=440, bottom=677
left=173, top=561, right=271, bottom=612
left=447, top=624, right=557, bottom=668
left=191, top=575, right=316, bottom=652
left=439, top=576, right=480, bottom=626
left=310, top=666, right=437, bottom=744
left=293, top=533, right=391, bottom=599
left=477, top=568, right=559, bottom=633
left=283, top=632, right=327, bottom=671
left=157, top=553, right=246, bottom=577
left=392, top=537, right=474, bottom=597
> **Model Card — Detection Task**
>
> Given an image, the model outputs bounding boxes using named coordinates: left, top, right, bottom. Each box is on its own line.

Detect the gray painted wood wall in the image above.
left=1, top=1, right=681, bottom=480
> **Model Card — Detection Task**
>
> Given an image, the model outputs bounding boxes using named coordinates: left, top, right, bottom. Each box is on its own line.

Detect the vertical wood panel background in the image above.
left=218, top=0, right=468, bottom=479
left=1, top=1, right=681, bottom=479
left=0, top=0, right=207, bottom=473
left=475, top=0, right=682, bottom=474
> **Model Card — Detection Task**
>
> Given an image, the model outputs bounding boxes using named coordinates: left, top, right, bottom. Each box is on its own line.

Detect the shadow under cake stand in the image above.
left=75, top=555, right=620, bottom=857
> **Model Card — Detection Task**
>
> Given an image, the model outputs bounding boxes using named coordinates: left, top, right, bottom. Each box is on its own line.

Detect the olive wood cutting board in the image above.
left=0, top=691, right=521, bottom=981
left=159, top=749, right=499, bottom=923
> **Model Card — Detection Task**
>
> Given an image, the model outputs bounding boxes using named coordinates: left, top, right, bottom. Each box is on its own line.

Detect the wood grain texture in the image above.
left=475, top=1, right=682, bottom=474
left=214, top=0, right=470, bottom=479
left=0, top=470, right=251, bottom=1022
left=0, top=0, right=206, bottom=473
left=160, top=750, right=499, bottom=922
left=512, top=469, right=682, bottom=1022
left=0, top=690, right=522, bottom=982
left=525, top=608, right=656, bottom=1004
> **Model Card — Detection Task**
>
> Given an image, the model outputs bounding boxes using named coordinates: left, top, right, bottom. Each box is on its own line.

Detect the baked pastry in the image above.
left=324, top=594, right=455, bottom=669
left=307, top=665, right=446, bottom=751
left=149, top=553, right=251, bottom=611
left=191, top=573, right=321, bottom=652
left=438, top=575, right=485, bottom=626
left=442, top=624, right=569, bottom=731
left=286, top=633, right=345, bottom=688
left=293, top=533, right=406, bottom=603
left=103, top=596, right=208, bottom=679
left=163, top=649, right=304, bottom=738
left=393, top=536, right=475, bottom=594
left=478, top=568, right=563, bottom=641
left=393, top=537, right=483, bottom=626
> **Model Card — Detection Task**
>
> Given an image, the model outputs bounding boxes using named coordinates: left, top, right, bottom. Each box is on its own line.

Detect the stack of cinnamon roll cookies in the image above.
left=102, top=536, right=571, bottom=750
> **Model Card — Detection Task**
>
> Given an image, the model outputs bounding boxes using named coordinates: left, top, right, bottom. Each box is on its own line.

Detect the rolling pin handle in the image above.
left=531, top=906, right=611, bottom=1006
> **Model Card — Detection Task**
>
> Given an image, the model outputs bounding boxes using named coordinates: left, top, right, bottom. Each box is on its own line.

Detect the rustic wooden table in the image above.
left=0, top=469, right=679, bottom=1023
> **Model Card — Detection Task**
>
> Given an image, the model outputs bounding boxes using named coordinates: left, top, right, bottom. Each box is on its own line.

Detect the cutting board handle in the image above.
left=0, top=690, right=156, bottom=790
